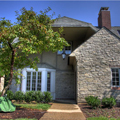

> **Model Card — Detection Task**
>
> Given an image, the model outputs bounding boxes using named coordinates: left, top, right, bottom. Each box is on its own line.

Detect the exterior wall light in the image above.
left=62, top=49, right=66, bottom=60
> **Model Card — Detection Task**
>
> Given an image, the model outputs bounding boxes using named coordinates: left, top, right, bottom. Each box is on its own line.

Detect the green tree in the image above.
left=0, top=7, right=68, bottom=96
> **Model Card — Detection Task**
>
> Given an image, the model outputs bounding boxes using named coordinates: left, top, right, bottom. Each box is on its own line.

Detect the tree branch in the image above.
left=8, top=42, right=13, bottom=50
left=1, top=49, right=15, bottom=96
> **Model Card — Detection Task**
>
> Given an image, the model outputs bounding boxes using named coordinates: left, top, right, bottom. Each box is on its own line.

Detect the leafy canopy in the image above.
left=0, top=7, right=68, bottom=84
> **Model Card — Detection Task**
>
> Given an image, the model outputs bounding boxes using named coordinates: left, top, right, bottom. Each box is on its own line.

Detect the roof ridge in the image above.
left=102, top=26, right=120, bottom=39
left=59, top=16, right=90, bottom=25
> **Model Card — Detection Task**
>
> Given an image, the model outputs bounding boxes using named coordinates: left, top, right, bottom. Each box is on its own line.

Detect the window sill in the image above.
left=111, top=87, right=120, bottom=90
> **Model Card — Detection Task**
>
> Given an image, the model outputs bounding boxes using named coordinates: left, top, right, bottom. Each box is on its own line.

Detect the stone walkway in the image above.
left=40, top=102, right=86, bottom=120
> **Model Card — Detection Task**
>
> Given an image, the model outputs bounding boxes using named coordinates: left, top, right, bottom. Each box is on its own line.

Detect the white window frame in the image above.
left=111, top=68, right=120, bottom=87
left=26, top=71, right=42, bottom=91
left=17, top=68, right=56, bottom=100
left=57, top=41, right=72, bottom=55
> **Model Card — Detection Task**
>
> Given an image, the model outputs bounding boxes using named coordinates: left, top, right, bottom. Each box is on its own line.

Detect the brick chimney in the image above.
left=98, top=7, right=111, bottom=29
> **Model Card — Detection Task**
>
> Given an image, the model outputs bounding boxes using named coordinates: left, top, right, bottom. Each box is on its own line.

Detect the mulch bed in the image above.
left=79, top=103, right=120, bottom=119
left=0, top=107, right=46, bottom=120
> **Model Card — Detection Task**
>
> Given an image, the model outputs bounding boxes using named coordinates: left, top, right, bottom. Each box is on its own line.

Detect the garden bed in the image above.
left=79, top=103, right=120, bottom=119
left=0, top=107, right=46, bottom=119
left=0, top=102, right=51, bottom=119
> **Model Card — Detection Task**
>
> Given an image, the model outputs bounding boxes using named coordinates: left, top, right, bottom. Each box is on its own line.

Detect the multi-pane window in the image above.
left=26, top=72, right=41, bottom=91
left=57, top=42, right=72, bottom=54
left=47, top=72, right=51, bottom=91
left=111, top=68, right=120, bottom=87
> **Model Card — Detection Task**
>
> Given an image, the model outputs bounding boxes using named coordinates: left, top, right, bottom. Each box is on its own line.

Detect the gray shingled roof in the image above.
left=111, top=27, right=120, bottom=38
left=52, top=16, right=98, bottom=32
left=96, top=26, right=120, bottom=38
left=52, top=16, right=120, bottom=38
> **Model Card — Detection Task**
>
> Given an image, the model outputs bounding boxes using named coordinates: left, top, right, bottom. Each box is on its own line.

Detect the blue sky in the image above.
left=0, top=1, right=120, bottom=26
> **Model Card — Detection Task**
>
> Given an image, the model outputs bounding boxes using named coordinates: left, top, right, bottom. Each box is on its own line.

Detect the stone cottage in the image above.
left=1, top=7, right=120, bottom=103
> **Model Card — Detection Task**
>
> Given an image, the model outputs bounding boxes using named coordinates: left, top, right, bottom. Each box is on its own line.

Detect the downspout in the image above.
left=76, top=58, right=78, bottom=103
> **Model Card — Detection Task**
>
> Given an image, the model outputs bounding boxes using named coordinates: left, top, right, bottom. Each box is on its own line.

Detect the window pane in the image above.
left=116, top=69, right=118, bottom=72
left=112, top=69, right=115, bottom=72
left=116, top=73, right=119, bottom=77
left=117, top=82, right=119, bottom=86
left=116, top=78, right=119, bottom=82
left=112, top=78, right=115, bottom=82
left=37, top=72, right=41, bottom=91
left=65, top=50, right=71, bottom=54
left=47, top=87, right=50, bottom=91
left=112, top=73, right=115, bottom=77
left=32, top=72, right=36, bottom=91
left=112, top=82, right=115, bottom=85
left=47, top=72, right=51, bottom=91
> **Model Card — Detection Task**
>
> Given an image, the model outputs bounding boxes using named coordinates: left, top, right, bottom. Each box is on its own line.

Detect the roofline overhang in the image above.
left=52, top=16, right=98, bottom=32
left=52, top=25, right=98, bottom=32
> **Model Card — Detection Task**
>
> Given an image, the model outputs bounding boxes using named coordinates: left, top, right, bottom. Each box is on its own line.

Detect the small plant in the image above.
left=14, top=91, right=25, bottom=102
left=102, top=97, right=116, bottom=108
left=43, top=91, right=52, bottom=103
left=34, top=91, right=44, bottom=103
left=85, top=96, right=100, bottom=109
left=25, top=91, right=35, bottom=102
left=6, top=90, right=14, bottom=100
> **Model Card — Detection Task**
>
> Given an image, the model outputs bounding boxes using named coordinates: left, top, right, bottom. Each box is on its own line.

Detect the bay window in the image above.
left=18, top=68, right=56, bottom=100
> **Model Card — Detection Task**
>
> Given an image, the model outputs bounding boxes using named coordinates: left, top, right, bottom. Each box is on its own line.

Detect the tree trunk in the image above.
left=1, top=49, right=16, bottom=96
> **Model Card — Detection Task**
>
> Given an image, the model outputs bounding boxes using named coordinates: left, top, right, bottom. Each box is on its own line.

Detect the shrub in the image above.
left=85, top=96, right=100, bottom=109
left=34, top=91, right=44, bottom=103
left=102, top=97, right=116, bottom=108
left=43, top=91, right=52, bottom=103
left=25, top=91, right=52, bottom=103
left=6, top=90, right=14, bottom=100
left=14, top=91, right=25, bottom=102
left=25, top=91, right=35, bottom=102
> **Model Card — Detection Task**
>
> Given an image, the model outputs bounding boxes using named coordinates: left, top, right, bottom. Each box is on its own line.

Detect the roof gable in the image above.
left=52, top=16, right=90, bottom=27
left=70, top=27, right=120, bottom=57
left=52, top=16, right=98, bottom=32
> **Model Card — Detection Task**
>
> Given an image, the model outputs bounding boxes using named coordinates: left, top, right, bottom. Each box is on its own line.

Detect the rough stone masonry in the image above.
left=73, top=28, right=120, bottom=102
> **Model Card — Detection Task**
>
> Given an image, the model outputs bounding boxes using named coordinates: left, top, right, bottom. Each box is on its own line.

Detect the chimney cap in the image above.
left=99, top=7, right=109, bottom=15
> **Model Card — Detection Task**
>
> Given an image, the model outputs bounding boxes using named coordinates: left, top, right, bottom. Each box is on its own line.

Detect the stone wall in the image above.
left=55, top=71, right=75, bottom=99
left=73, top=28, right=120, bottom=102
left=0, top=77, right=4, bottom=92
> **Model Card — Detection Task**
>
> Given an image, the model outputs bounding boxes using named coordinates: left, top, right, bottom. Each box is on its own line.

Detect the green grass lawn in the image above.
left=87, top=117, right=120, bottom=120
left=14, top=103, right=51, bottom=110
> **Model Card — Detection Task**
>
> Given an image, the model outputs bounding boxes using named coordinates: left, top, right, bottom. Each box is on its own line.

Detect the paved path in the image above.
left=40, top=102, right=86, bottom=120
